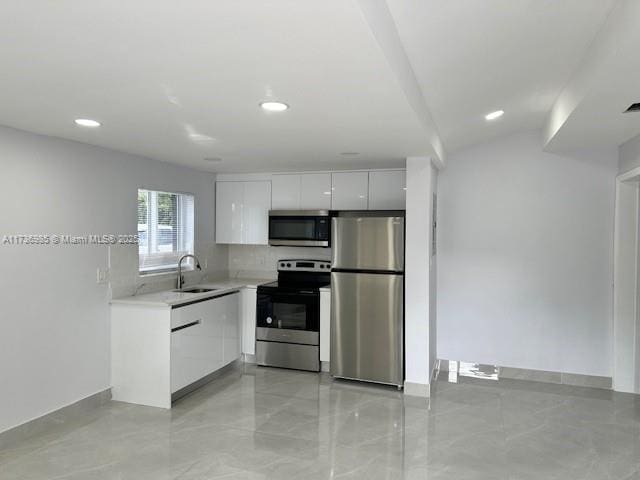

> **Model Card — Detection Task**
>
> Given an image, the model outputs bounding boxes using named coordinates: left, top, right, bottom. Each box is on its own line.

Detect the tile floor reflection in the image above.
left=1, top=364, right=639, bottom=479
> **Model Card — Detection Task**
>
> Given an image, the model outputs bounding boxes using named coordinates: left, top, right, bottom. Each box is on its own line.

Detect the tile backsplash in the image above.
left=108, top=242, right=331, bottom=298
left=228, top=245, right=331, bottom=278
left=108, top=241, right=229, bottom=298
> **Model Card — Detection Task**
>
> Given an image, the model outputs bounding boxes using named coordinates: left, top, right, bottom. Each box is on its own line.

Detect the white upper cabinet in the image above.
left=331, top=172, right=369, bottom=210
left=216, top=171, right=405, bottom=235
left=215, top=181, right=243, bottom=244
left=271, top=174, right=300, bottom=210
left=300, top=173, right=331, bottom=210
left=271, top=173, right=331, bottom=210
left=216, top=181, right=271, bottom=244
left=368, top=170, right=406, bottom=210
left=242, top=181, right=271, bottom=244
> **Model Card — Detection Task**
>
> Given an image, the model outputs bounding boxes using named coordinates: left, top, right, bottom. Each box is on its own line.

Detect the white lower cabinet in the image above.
left=170, top=300, right=220, bottom=394
left=170, top=292, right=239, bottom=393
left=241, top=287, right=257, bottom=356
left=320, top=289, right=331, bottom=365
left=111, top=291, right=241, bottom=409
left=222, top=294, right=241, bottom=364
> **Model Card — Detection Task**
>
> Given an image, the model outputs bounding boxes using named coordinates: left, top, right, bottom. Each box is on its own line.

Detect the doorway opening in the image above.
left=613, top=167, right=640, bottom=394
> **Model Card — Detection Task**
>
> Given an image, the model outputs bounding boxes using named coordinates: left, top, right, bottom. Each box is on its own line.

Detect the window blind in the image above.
left=137, top=189, right=195, bottom=273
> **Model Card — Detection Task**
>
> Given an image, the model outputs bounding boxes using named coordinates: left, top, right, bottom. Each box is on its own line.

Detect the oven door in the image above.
left=256, top=291, right=320, bottom=345
left=268, top=211, right=330, bottom=247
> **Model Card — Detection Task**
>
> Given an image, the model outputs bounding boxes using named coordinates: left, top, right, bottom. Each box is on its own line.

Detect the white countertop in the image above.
left=110, top=277, right=273, bottom=308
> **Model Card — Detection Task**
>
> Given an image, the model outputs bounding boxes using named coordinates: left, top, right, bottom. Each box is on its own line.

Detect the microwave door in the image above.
left=270, top=216, right=317, bottom=241
left=268, top=212, right=330, bottom=247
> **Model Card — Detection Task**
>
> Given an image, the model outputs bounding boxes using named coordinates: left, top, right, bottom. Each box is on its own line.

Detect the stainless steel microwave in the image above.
left=268, top=210, right=330, bottom=247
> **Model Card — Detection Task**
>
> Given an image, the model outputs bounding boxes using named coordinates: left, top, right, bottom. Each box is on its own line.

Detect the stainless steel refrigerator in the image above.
left=330, top=212, right=404, bottom=387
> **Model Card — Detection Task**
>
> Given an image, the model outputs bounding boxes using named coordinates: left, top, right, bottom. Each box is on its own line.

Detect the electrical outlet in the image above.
left=96, top=267, right=110, bottom=284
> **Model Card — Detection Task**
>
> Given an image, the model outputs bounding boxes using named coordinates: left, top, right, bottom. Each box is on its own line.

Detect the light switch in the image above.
left=96, top=267, right=110, bottom=284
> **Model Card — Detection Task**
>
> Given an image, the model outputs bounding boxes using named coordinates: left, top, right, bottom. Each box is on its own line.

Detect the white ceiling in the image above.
left=386, top=0, right=617, bottom=152
left=544, top=0, right=640, bottom=151
left=0, top=1, right=432, bottom=172
left=0, top=0, right=633, bottom=171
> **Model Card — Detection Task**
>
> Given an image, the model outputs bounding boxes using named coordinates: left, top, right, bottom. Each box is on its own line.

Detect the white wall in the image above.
left=404, top=157, right=437, bottom=396
left=619, top=133, right=640, bottom=174
left=0, top=125, right=227, bottom=433
left=438, top=131, right=616, bottom=377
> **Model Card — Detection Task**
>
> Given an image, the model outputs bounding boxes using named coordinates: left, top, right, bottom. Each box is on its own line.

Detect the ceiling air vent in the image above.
left=624, top=103, right=640, bottom=113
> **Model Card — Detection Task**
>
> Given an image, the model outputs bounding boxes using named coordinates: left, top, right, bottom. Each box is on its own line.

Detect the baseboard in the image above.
left=440, top=359, right=612, bottom=390
left=320, top=361, right=330, bottom=373
left=0, top=388, right=111, bottom=448
left=499, top=366, right=612, bottom=389
left=403, top=381, right=430, bottom=398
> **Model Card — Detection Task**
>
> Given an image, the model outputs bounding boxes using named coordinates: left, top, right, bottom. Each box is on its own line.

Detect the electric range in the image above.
left=255, top=259, right=330, bottom=372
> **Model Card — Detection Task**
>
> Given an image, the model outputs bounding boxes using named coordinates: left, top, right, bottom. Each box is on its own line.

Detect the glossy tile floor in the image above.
left=2, top=364, right=640, bottom=480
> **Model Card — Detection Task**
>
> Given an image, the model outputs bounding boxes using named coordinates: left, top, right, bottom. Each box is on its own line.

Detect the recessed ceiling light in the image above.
left=340, top=152, right=360, bottom=156
left=260, top=101, right=289, bottom=112
left=204, top=157, right=223, bottom=162
left=485, top=110, right=504, bottom=121
left=74, top=118, right=101, bottom=127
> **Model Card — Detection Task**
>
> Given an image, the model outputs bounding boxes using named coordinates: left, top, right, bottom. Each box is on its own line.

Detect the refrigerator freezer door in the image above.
left=330, top=271, right=404, bottom=386
left=331, top=216, right=404, bottom=271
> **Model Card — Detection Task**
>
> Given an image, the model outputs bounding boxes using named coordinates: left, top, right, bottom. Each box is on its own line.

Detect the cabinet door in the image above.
left=320, top=289, right=331, bottom=364
left=221, top=292, right=241, bottom=365
left=241, top=287, right=257, bottom=355
left=331, top=172, right=369, bottom=210
left=242, top=181, right=271, bottom=245
left=300, top=173, right=332, bottom=210
left=271, top=174, right=301, bottom=210
left=171, top=300, right=223, bottom=393
left=216, top=182, right=243, bottom=244
left=368, top=171, right=406, bottom=210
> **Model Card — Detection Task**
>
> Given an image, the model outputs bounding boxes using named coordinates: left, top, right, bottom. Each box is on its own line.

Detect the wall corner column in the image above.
left=404, top=156, right=437, bottom=396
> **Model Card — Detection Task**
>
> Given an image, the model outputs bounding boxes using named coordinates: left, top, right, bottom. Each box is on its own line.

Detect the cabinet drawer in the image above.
left=171, top=301, right=211, bottom=330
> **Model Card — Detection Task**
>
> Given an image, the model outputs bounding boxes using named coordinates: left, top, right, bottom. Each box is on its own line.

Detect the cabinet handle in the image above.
left=171, top=319, right=201, bottom=332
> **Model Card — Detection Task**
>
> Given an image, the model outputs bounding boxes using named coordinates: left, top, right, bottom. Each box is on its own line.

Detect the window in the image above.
left=137, top=189, right=194, bottom=274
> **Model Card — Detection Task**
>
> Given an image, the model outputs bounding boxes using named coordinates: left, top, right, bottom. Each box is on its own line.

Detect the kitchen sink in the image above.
left=176, top=287, right=217, bottom=294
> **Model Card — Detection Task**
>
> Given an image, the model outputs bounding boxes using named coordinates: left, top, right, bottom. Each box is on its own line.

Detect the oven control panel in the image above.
left=277, top=259, right=331, bottom=272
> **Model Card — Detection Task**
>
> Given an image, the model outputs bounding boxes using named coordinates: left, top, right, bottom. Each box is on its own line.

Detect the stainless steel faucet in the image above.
left=177, top=254, right=202, bottom=290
